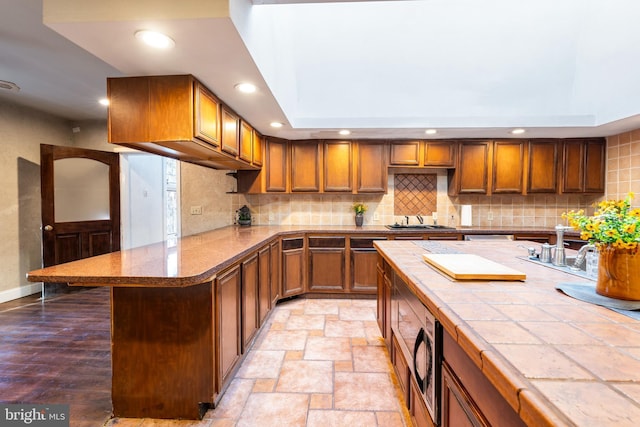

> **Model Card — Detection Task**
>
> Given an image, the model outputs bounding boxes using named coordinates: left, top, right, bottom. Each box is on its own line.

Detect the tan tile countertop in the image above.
left=26, top=225, right=578, bottom=287
left=374, top=239, right=640, bottom=427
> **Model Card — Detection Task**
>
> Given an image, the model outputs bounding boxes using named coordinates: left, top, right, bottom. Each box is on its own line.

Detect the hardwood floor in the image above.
left=0, top=287, right=113, bottom=427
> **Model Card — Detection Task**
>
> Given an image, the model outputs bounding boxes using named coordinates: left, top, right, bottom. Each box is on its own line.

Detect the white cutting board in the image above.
left=422, top=254, right=526, bottom=281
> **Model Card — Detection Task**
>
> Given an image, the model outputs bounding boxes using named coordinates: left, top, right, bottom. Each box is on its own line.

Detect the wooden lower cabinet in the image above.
left=241, top=254, right=259, bottom=352
left=282, top=237, right=306, bottom=297
left=350, top=237, right=385, bottom=293
left=392, top=334, right=410, bottom=403
left=270, top=239, right=281, bottom=305
left=258, top=245, right=271, bottom=326
left=441, top=329, right=525, bottom=427
left=308, top=236, right=346, bottom=292
left=410, top=377, right=436, bottom=427
left=216, top=265, right=241, bottom=392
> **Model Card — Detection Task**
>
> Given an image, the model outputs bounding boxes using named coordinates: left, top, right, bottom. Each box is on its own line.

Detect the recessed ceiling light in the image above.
left=511, top=128, right=526, bottom=135
left=338, top=130, right=351, bottom=136
left=235, top=83, right=257, bottom=94
left=98, top=98, right=109, bottom=106
left=425, top=129, right=437, bottom=135
left=270, top=122, right=284, bottom=128
left=134, top=30, right=175, bottom=49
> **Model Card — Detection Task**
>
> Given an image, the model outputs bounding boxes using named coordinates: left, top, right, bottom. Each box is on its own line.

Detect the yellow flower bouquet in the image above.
left=563, top=193, right=640, bottom=252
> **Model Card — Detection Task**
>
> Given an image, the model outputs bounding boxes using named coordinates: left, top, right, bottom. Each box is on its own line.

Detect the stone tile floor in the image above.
left=106, top=298, right=409, bottom=426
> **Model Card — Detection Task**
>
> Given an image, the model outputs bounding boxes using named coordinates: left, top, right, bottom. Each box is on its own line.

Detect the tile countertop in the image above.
left=374, top=239, right=640, bottom=427
left=26, top=225, right=578, bottom=287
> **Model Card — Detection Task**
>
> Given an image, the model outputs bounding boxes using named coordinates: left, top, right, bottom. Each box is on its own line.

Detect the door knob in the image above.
left=44, top=225, right=53, bottom=231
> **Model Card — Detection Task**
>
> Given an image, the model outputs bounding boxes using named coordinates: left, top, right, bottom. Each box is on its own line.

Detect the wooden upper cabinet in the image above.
left=252, top=131, right=264, bottom=167
left=193, top=82, right=220, bottom=147
left=265, top=138, right=287, bottom=192
left=561, top=138, right=605, bottom=193
left=220, top=106, right=239, bottom=156
left=239, top=120, right=253, bottom=163
left=584, top=139, right=605, bottom=193
left=291, top=141, right=321, bottom=192
left=449, top=141, right=491, bottom=195
left=390, top=141, right=420, bottom=166
left=324, top=141, right=352, bottom=192
left=492, top=140, right=524, bottom=193
left=424, top=141, right=456, bottom=167
left=357, top=142, right=388, bottom=193
left=527, top=140, right=558, bottom=193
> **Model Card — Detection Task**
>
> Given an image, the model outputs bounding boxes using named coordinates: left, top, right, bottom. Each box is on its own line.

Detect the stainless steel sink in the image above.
left=386, top=224, right=455, bottom=230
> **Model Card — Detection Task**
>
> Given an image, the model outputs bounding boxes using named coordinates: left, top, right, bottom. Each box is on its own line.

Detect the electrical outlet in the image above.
left=190, top=205, right=202, bottom=215
left=373, top=212, right=380, bottom=221
left=487, top=211, right=493, bottom=221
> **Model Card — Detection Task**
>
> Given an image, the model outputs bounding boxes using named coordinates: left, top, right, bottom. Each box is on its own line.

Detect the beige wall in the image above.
left=0, top=101, right=74, bottom=300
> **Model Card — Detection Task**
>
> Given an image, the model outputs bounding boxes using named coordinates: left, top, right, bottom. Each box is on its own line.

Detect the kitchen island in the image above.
left=375, top=239, right=640, bottom=427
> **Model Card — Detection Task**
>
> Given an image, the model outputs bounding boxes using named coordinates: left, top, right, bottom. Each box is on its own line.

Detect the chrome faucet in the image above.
left=416, top=214, right=424, bottom=224
left=570, top=244, right=596, bottom=270
left=552, top=224, right=572, bottom=266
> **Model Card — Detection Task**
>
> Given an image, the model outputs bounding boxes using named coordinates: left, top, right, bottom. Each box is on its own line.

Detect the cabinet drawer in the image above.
left=282, top=238, right=304, bottom=251
left=350, top=237, right=387, bottom=248
left=308, top=236, right=345, bottom=248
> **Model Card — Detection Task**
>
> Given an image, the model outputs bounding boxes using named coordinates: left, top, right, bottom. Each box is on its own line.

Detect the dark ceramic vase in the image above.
left=355, top=214, right=364, bottom=227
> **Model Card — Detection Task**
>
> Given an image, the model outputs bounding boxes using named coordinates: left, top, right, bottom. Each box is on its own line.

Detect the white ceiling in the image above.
left=2, top=0, right=640, bottom=140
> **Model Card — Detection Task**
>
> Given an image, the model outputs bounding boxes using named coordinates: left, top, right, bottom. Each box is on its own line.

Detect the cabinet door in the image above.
left=266, top=138, right=287, bottom=192
left=492, top=140, right=524, bottom=193
left=441, top=363, right=484, bottom=427
left=108, top=76, right=151, bottom=143
left=561, top=140, right=584, bottom=193
left=392, top=335, right=410, bottom=403
left=239, top=120, right=253, bottom=163
left=149, top=75, right=194, bottom=142
left=282, top=237, right=306, bottom=297
left=216, top=265, right=241, bottom=391
left=424, top=141, right=456, bottom=167
left=270, top=240, right=281, bottom=305
left=221, top=106, right=239, bottom=156
left=351, top=237, right=384, bottom=294
left=258, top=245, right=271, bottom=326
left=527, top=140, right=558, bottom=193
left=194, top=81, right=220, bottom=147
left=411, top=377, right=436, bottom=427
left=377, top=263, right=385, bottom=335
left=241, top=255, right=259, bottom=352
left=452, top=141, right=490, bottom=194
left=253, top=131, right=264, bottom=167
left=324, top=141, right=352, bottom=192
left=308, top=236, right=346, bottom=291
left=584, top=139, right=605, bottom=193
left=390, top=141, right=420, bottom=166
left=291, top=141, right=320, bottom=192
left=357, top=142, right=388, bottom=193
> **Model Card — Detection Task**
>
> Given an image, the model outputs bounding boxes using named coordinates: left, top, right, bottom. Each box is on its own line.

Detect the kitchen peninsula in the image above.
left=26, top=225, right=640, bottom=425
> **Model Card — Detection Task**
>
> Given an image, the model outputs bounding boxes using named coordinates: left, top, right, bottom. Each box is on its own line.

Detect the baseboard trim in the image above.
left=0, top=283, right=42, bottom=304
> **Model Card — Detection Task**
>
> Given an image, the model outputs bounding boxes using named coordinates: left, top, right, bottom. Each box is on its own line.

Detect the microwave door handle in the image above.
left=413, top=328, right=426, bottom=391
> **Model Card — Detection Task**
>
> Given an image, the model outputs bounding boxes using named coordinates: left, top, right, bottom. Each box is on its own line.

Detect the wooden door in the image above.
left=40, top=144, right=120, bottom=270
left=282, top=237, right=306, bottom=297
left=239, top=120, right=253, bottom=163
left=266, top=138, right=287, bottom=192
left=194, top=81, right=220, bottom=147
left=561, top=140, right=584, bottom=193
left=252, top=131, right=264, bottom=167
left=220, top=106, right=239, bottom=156
left=390, top=141, right=420, bottom=166
left=584, top=139, right=605, bottom=193
left=216, top=265, right=241, bottom=391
